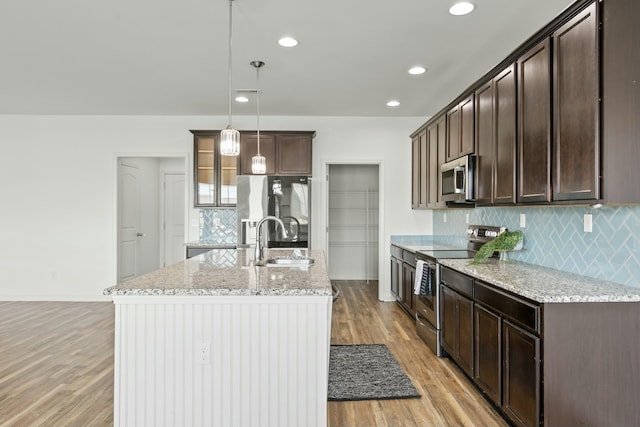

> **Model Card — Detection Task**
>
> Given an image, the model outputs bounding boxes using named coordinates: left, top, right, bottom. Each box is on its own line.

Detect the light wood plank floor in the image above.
left=0, top=301, right=114, bottom=427
left=0, top=283, right=508, bottom=427
left=328, top=281, right=508, bottom=427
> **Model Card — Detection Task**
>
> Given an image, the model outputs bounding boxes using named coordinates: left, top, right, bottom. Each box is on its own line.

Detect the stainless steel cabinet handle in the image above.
left=137, top=233, right=146, bottom=237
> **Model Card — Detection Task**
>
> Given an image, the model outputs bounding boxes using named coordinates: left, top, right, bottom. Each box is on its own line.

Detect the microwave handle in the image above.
left=453, top=165, right=465, bottom=193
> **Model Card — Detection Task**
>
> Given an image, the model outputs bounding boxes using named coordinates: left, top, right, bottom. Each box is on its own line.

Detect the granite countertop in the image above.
left=390, top=235, right=465, bottom=252
left=104, top=248, right=332, bottom=297
left=185, top=241, right=237, bottom=248
left=439, top=258, right=640, bottom=304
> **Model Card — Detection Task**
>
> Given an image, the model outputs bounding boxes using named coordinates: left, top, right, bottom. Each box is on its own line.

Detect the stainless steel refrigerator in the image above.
left=236, top=176, right=310, bottom=248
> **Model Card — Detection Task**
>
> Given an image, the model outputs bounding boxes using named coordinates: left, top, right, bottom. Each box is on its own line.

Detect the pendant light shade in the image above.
left=220, top=0, right=240, bottom=156
left=251, top=60, right=267, bottom=174
left=220, top=126, right=240, bottom=156
left=252, top=153, right=266, bottom=174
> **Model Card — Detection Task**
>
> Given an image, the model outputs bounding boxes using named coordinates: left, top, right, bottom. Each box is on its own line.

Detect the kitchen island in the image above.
left=104, top=248, right=332, bottom=427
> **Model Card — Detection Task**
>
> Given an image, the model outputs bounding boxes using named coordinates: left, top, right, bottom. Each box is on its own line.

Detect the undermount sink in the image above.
left=258, top=256, right=315, bottom=267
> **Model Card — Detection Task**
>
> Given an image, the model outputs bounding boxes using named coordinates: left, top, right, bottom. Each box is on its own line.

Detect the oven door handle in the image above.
left=422, top=259, right=437, bottom=270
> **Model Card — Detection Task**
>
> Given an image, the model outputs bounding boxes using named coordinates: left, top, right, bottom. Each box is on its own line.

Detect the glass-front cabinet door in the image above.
left=192, top=130, right=238, bottom=207
left=219, top=154, right=237, bottom=205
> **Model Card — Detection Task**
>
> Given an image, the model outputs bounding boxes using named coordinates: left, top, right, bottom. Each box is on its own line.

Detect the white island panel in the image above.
left=113, top=295, right=332, bottom=427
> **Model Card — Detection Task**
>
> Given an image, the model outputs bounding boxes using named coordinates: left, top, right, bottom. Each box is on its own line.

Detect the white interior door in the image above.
left=118, top=162, right=141, bottom=282
left=163, top=173, right=185, bottom=266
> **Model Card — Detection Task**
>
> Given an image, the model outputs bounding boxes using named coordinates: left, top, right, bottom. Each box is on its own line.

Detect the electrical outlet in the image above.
left=465, top=213, right=470, bottom=224
left=443, top=213, right=447, bottom=223
left=191, top=219, right=199, bottom=227
left=213, top=217, right=221, bottom=227
left=199, top=343, right=210, bottom=364
left=584, top=214, right=593, bottom=233
left=520, top=213, right=526, bottom=228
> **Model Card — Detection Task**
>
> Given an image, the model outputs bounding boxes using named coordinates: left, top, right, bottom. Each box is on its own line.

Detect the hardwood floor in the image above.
left=0, top=301, right=114, bottom=427
left=0, top=283, right=508, bottom=427
left=328, top=281, right=508, bottom=427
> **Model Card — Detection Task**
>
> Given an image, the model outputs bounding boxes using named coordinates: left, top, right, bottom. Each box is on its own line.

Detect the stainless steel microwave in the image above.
left=440, top=155, right=475, bottom=203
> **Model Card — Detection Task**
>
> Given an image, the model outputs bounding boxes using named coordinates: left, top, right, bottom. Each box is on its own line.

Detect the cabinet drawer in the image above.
left=390, top=245, right=403, bottom=259
left=402, top=250, right=416, bottom=267
left=475, top=280, right=540, bottom=334
left=440, top=267, right=473, bottom=298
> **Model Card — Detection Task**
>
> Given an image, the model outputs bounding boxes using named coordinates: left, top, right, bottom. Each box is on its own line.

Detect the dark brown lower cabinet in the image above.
left=390, top=256, right=401, bottom=300
left=474, top=304, right=502, bottom=406
left=443, top=268, right=541, bottom=427
left=402, top=263, right=416, bottom=316
left=503, top=320, right=541, bottom=427
left=441, top=285, right=474, bottom=377
left=390, top=245, right=416, bottom=318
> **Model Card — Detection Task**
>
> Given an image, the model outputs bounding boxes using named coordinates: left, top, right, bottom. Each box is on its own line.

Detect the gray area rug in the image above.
left=328, top=344, right=421, bottom=401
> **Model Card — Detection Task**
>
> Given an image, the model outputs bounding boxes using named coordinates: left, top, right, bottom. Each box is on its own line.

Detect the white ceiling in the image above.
left=0, top=0, right=575, bottom=117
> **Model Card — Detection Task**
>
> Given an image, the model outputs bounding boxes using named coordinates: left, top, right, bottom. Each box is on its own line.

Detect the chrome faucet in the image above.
left=279, top=215, right=300, bottom=241
left=254, top=216, right=289, bottom=263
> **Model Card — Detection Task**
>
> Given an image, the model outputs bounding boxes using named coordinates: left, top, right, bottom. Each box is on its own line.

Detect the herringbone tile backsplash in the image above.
left=432, top=206, right=640, bottom=287
left=199, top=209, right=237, bottom=244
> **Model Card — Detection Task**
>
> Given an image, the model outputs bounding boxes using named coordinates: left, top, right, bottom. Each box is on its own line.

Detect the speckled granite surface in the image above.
left=104, top=248, right=332, bottom=297
left=390, top=235, right=464, bottom=252
left=185, top=241, right=237, bottom=248
left=439, top=258, right=640, bottom=303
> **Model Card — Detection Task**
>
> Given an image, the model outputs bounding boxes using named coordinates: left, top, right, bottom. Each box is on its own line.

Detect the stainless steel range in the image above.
left=414, top=225, right=505, bottom=356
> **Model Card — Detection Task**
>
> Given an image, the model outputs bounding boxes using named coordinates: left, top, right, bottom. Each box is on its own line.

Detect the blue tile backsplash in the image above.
left=199, top=209, right=237, bottom=244
left=432, top=205, right=640, bottom=287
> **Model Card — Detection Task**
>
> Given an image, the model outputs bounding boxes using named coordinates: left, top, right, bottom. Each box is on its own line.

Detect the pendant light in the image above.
left=251, top=60, right=267, bottom=174
left=220, top=0, right=240, bottom=156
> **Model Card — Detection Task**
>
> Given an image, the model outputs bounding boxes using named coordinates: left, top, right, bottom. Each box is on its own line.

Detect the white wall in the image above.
left=0, top=114, right=431, bottom=300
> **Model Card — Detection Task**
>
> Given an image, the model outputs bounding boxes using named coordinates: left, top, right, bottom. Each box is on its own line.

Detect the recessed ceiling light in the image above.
left=449, top=2, right=474, bottom=16
left=408, top=66, right=427, bottom=75
left=278, top=37, right=298, bottom=47
left=386, top=100, right=400, bottom=107
left=235, top=96, right=249, bottom=103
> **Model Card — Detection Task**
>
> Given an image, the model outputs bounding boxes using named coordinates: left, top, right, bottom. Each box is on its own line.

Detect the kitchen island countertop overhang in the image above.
left=104, top=248, right=333, bottom=297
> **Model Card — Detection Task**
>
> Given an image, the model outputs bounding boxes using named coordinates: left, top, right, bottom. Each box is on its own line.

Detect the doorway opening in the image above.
left=326, top=164, right=380, bottom=282
left=116, top=156, right=187, bottom=283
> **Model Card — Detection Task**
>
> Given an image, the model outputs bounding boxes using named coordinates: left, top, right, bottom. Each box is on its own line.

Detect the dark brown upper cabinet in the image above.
left=192, top=130, right=239, bottom=207
left=474, top=65, right=516, bottom=206
left=428, top=115, right=447, bottom=208
left=446, top=95, right=475, bottom=162
left=239, top=131, right=314, bottom=176
left=413, top=0, right=640, bottom=207
left=277, top=134, right=313, bottom=175
left=475, top=80, right=494, bottom=205
left=239, top=133, right=277, bottom=175
left=552, top=2, right=599, bottom=202
left=411, top=129, right=423, bottom=209
left=602, top=0, right=640, bottom=204
left=517, top=38, right=552, bottom=203
left=446, top=105, right=460, bottom=162
left=411, top=126, right=431, bottom=209
left=460, top=95, right=476, bottom=157
left=419, top=128, right=429, bottom=208
left=493, top=64, right=517, bottom=205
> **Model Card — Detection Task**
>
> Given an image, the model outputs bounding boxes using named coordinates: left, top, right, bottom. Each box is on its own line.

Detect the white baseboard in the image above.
left=0, top=295, right=113, bottom=302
